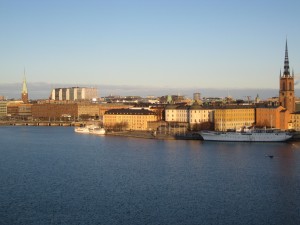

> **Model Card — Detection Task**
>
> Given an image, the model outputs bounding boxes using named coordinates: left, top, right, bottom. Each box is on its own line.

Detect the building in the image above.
left=50, top=87, right=98, bottom=101
left=291, top=111, right=300, bottom=131
left=189, top=104, right=214, bottom=124
left=255, top=106, right=284, bottom=129
left=103, top=108, right=158, bottom=131
left=279, top=40, right=295, bottom=113
left=165, top=105, right=189, bottom=123
left=32, top=103, right=78, bottom=120
left=98, top=103, right=133, bottom=116
left=0, top=101, right=7, bottom=117
left=193, top=93, right=201, bottom=102
left=18, top=104, right=32, bottom=118
left=214, top=106, right=255, bottom=131
left=6, top=101, right=32, bottom=119
left=164, top=104, right=214, bottom=130
left=32, top=103, right=100, bottom=121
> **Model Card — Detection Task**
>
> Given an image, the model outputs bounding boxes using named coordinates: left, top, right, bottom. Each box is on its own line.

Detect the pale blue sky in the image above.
left=0, top=0, right=300, bottom=97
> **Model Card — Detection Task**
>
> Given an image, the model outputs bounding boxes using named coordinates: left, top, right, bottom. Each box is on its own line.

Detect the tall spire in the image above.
left=22, top=68, right=28, bottom=94
left=21, top=68, right=29, bottom=103
left=283, top=39, right=290, bottom=76
left=279, top=69, right=281, bottom=77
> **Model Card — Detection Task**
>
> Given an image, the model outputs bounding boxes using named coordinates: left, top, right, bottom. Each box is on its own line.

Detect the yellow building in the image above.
left=0, top=101, right=7, bottom=117
left=291, top=111, right=300, bottom=131
left=104, top=108, right=158, bottom=131
left=214, top=106, right=255, bottom=131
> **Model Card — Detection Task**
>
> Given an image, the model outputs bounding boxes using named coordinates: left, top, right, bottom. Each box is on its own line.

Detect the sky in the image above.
left=0, top=0, right=300, bottom=99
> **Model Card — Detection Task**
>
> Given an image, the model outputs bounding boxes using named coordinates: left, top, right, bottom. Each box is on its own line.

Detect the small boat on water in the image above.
left=74, top=126, right=90, bottom=134
left=75, top=124, right=105, bottom=135
left=200, top=127, right=293, bottom=142
left=89, top=127, right=106, bottom=135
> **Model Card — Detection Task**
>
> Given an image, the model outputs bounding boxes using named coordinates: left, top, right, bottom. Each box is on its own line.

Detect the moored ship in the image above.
left=200, top=127, right=293, bottom=142
left=75, top=124, right=105, bottom=135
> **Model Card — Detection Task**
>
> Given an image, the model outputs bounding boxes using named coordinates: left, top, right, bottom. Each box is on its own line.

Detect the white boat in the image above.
left=74, top=126, right=90, bottom=133
left=89, top=127, right=106, bottom=135
left=75, top=124, right=105, bottom=135
left=200, top=127, right=293, bottom=142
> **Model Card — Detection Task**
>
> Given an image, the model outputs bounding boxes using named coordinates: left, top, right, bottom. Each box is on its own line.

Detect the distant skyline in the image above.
left=2, top=82, right=300, bottom=101
left=1, top=0, right=300, bottom=98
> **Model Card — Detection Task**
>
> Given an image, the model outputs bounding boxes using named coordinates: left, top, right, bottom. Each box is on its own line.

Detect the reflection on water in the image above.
left=0, top=127, right=300, bottom=225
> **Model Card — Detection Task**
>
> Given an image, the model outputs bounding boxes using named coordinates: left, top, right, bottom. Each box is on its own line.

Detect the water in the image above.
left=0, top=126, right=300, bottom=225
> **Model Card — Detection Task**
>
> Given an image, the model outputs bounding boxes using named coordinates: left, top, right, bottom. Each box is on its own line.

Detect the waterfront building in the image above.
left=164, top=104, right=214, bottom=130
left=18, top=104, right=32, bottom=118
left=32, top=103, right=78, bottom=120
left=149, top=105, right=165, bottom=121
left=0, top=101, right=7, bottom=117
left=32, top=103, right=100, bottom=121
left=50, top=87, right=98, bottom=101
left=103, top=108, right=157, bottom=131
left=279, top=40, right=295, bottom=112
left=214, top=106, right=255, bottom=131
left=189, top=104, right=214, bottom=124
left=255, top=106, right=284, bottom=129
left=291, top=111, right=300, bottom=131
left=165, top=105, right=189, bottom=123
left=6, top=101, right=32, bottom=119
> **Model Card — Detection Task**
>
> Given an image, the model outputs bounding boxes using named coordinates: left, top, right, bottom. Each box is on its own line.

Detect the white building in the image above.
left=165, top=104, right=214, bottom=124
left=51, top=87, right=98, bottom=101
left=165, top=105, right=189, bottom=122
left=189, top=104, right=214, bottom=124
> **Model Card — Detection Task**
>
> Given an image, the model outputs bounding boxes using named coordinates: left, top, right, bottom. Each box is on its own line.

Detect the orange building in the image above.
left=255, top=106, right=291, bottom=130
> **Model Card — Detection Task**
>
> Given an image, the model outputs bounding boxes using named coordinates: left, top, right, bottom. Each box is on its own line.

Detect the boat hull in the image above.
left=89, top=128, right=106, bottom=135
left=200, top=131, right=293, bottom=142
left=74, top=127, right=90, bottom=133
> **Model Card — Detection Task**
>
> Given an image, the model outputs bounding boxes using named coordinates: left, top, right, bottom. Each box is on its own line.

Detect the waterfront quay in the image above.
left=1, top=120, right=300, bottom=141
left=0, top=120, right=84, bottom=127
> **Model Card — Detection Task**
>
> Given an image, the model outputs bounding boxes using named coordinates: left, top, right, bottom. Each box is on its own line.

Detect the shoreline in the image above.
left=1, top=122, right=300, bottom=141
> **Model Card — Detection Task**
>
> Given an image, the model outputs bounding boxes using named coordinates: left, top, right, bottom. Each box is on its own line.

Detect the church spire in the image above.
left=279, top=69, right=281, bottom=77
left=22, top=68, right=28, bottom=94
left=21, top=68, right=29, bottom=103
left=283, top=39, right=290, bottom=76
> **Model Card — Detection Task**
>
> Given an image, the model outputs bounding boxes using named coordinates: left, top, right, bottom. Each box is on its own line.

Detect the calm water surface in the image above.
left=0, top=126, right=300, bottom=225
